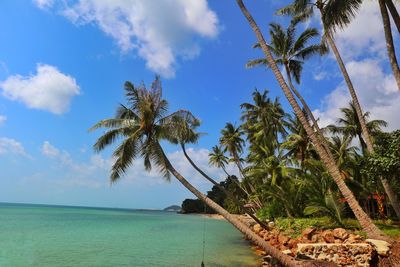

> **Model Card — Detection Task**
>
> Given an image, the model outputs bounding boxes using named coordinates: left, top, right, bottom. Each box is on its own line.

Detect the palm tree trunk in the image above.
left=162, top=150, right=334, bottom=267
left=181, top=144, right=268, bottom=228
left=325, top=21, right=400, bottom=218
left=381, top=177, right=400, bottom=219
left=324, top=34, right=375, bottom=152
left=385, top=0, right=400, bottom=33
left=236, top=0, right=390, bottom=242
left=284, top=64, right=331, bottom=154
left=221, top=166, right=230, bottom=176
left=379, top=0, right=400, bottom=91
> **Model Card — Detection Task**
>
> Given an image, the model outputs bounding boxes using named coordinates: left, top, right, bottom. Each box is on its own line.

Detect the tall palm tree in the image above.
left=220, top=123, right=246, bottom=175
left=236, top=0, right=390, bottom=242
left=278, top=0, right=400, bottom=223
left=171, top=115, right=267, bottom=228
left=247, top=21, right=325, bottom=133
left=90, top=77, right=318, bottom=267
left=282, top=112, right=316, bottom=168
left=326, top=102, right=388, bottom=154
left=328, top=135, right=359, bottom=180
left=241, top=90, right=287, bottom=155
left=385, top=0, right=400, bottom=33
left=277, top=0, right=377, bottom=152
left=377, top=0, right=400, bottom=90
left=209, top=145, right=230, bottom=176
left=325, top=102, right=400, bottom=218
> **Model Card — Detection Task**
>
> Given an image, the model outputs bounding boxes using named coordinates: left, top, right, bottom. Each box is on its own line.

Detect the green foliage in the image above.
left=363, top=130, right=400, bottom=178
left=304, top=189, right=345, bottom=226
left=180, top=176, right=244, bottom=214
left=257, top=200, right=287, bottom=220
left=181, top=199, right=205, bottom=214
left=274, top=217, right=335, bottom=238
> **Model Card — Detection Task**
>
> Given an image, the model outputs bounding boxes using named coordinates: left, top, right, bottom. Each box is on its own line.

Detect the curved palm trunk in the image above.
left=379, top=0, right=400, bottom=91
left=385, top=0, right=400, bottom=33
left=236, top=0, right=390, bottom=242
left=321, top=7, right=400, bottom=218
left=163, top=150, right=334, bottom=267
left=181, top=144, right=267, bottom=228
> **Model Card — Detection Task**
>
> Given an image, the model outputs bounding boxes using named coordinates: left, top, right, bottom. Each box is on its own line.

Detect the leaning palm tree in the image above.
left=277, top=0, right=400, bottom=225
left=384, top=0, right=400, bottom=33
left=89, top=77, right=328, bottom=267
left=277, top=0, right=377, bottom=149
left=377, top=0, right=400, bottom=90
left=236, top=0, right=390, bottom=242
left=247, top=21, right=324, bottom=133
left=171, top=115, right=267, bottom=227
left=325, top=102, right=400, bottom=218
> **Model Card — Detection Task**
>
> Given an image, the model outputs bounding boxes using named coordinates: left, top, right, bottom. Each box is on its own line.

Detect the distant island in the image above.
left=163, top=205, right=181, bottom=212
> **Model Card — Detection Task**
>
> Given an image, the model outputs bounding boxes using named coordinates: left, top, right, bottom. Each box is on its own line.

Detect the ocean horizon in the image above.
left=0, top=202, right=258, bottom=266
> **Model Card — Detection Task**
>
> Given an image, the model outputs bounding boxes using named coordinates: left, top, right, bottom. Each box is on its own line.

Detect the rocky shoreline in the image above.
left=205, top=214, right=391, bottom=266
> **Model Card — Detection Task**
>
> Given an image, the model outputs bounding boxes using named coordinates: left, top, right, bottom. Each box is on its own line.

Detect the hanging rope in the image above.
left=201, top=203, right=206, bottom=267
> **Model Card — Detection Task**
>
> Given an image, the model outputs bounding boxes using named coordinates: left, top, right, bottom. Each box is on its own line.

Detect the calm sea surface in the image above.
left=0, top=203, right=258, bottom=267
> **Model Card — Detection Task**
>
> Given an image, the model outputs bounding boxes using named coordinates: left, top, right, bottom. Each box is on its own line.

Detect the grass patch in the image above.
left=273, top=217, right=400, bottom=238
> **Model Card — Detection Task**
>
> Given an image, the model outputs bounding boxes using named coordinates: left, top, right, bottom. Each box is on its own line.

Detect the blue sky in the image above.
left=0, top=0, right=398, bottom=209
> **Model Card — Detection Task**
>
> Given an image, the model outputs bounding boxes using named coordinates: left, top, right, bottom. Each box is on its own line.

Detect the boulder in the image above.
left=302, top=227, right=316, bottom=240
left=253, top=224, right=262, bottom=234
left=297, top=243, right=373, bottom=266
left=287, top=238, right=298, bottom=249
left=365, top=239, right=391, bottom=256
left=322, top=230, right=335, bottom=243
left=333, top=228, right=349, bottom=240
left=278, top=233, right=290, bottom=245
left=345, top=234, right=363, bottom=244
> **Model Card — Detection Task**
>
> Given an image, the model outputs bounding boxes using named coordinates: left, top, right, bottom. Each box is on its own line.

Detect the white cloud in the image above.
left=41, top=141, right=111, bottom=188
left=33, top=0, right=54, bottom=10
left=0, top=64, right=80, bottom=114
left=41, top=140, right=235, bottom=189
left=334, top=1, right=398, bottom=60
left=0, top=137, right=29, bottom=157
left=46, top=0, right=219, bottom=77
left=313, top=59, right=400, bottom=130
left=41, top=141, right=60, bottom=158
left=0, top=115, right=6, bottom=126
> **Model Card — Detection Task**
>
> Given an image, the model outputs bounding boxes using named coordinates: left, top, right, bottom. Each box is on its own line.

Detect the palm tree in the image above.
left=277, top=0, right=378, bottom=150
left=277, top=0, right=400, bottom=225
left=209, top=145, right=230, bottom=176
left=282, top=112, right=316, bottom=168
left=219, top=122, right=265, bottom=209
left=220, top=123, right=246, bottom=175
left=236, top=0, right=390, bottom=242
left=170, top=115, right=267, bottom=228
left=241, top=90, right=287, bottom=155
left=377, top=0, right=400, bottom=90
left=328, top=135, right=359, bottom=180
left=325, top=102, right=400, bottom=218
left=90, top=77, right=316, bottom=266
left=385, top=0, right=400, bottom=33
left=247, top=21, right=325, bottom=133
left=326, top=102, right=388, bottom=154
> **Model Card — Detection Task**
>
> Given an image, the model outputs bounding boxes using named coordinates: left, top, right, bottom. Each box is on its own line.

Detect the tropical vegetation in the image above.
left=91, top=1, right=400, bottom=265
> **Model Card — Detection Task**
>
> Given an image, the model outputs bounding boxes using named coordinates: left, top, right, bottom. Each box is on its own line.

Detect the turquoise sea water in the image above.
left=0, top=203, right=258, bottom=267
